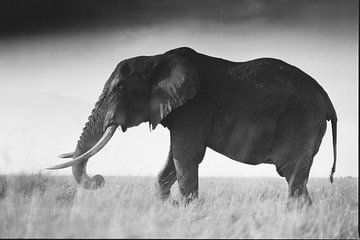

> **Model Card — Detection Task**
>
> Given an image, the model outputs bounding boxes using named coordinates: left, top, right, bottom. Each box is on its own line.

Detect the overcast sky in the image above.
left=0, top=0, right=358, bottom=179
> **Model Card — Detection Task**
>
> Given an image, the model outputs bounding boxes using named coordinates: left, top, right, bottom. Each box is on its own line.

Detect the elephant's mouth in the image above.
left=47, top=124, right=118, bottom=170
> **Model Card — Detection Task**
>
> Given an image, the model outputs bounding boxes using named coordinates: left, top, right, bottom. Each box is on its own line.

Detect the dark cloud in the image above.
left=0, top=0, right=357, bottom=38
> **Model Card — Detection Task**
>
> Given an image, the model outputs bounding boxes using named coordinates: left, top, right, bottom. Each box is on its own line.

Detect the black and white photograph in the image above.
left=0, top=0, right=358, bottom=238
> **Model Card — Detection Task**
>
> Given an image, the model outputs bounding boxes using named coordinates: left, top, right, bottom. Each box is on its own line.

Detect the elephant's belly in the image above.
left=207, top=117, right=277, bottom=165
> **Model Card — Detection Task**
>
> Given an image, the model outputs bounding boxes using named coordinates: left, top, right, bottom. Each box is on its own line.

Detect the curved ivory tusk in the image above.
left=58, top=152, right=74, bottom=158
left=47, top=125, right=118, bottom=170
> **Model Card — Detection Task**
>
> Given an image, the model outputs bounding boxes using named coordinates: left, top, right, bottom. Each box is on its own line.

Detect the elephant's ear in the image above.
left=149, top=55, right=199, bottom=129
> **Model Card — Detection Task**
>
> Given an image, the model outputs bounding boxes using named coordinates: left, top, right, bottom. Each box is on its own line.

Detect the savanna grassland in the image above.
left=0, top=173, right=358, bottom=238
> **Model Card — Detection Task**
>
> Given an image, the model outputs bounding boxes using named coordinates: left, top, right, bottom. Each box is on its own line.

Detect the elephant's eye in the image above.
left=116, top=83, right=124, bottom=92
left=120, top=63, right=131, bottom=76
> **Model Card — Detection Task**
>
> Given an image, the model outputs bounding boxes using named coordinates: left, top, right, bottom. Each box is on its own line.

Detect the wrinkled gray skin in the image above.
left=58, top=47, right=337, bottom=207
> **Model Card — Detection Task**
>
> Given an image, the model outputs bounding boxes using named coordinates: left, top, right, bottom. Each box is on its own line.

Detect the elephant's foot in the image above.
left=286, top=197, right=312, bottom=211
left=171, top=199, right=180, bottom=207
left=286, top=186, right=312, bottom=211
left=169, top=192, right=198, bottom=207
left=155, top=182, right=172, bottom=201
left=155, top=168, right=177, bottom=200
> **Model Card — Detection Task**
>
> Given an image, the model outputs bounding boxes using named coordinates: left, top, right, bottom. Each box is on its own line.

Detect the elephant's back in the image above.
left=230, top=57, right=328, bottom=98
left=207, top=58, right=296, bottom=119
left=226, top=58, right=329, bottom=116
left=227, top=58, right=297, bottom=90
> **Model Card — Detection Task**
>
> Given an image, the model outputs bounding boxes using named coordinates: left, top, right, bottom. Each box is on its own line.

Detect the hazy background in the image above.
left=0, top=0, right=358, bottom=178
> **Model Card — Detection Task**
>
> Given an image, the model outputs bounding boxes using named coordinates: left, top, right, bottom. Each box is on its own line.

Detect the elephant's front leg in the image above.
left=173, top=157, right=199, bottom=202
left=155, top=147, right=177, bottom=200
left=165, top=96, right=209, bottom=203
left=171, top=132, right=206, bottom=203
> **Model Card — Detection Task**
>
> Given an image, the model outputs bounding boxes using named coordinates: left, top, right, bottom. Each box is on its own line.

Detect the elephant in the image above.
left=48, top=47, right=337, bottom=206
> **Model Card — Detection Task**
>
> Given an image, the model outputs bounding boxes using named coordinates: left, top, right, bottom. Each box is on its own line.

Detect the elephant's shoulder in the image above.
left=165, top=47, right=197, bottom=58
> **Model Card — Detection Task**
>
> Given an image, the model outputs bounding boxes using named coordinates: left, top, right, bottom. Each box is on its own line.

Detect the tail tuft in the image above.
left=330, top=171, right=334, bottom=184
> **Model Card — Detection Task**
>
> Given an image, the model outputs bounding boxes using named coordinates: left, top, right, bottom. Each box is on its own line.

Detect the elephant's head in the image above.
left=48, top=49, right=199, bottom=189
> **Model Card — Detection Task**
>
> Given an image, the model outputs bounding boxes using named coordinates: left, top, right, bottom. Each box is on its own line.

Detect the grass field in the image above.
left=0, top=173, right=358, bottom=238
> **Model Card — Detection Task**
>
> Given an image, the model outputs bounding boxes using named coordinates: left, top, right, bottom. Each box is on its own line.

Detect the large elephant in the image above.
left=49, top=47, right=337, bottom=205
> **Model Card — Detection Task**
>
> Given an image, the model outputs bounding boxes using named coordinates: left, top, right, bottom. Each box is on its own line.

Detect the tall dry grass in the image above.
left=0, top=173, right=358, bottom=238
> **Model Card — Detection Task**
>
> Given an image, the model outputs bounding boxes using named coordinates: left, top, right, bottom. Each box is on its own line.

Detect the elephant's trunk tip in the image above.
left=83, top=175, right=105, bottom=189
left=72, top=161, right=105, bottom=190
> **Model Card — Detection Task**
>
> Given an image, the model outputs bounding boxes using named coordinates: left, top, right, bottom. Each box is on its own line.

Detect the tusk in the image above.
left=58, top=152, right=74, bottom=158
left=47, top=125, right=118, bottom=170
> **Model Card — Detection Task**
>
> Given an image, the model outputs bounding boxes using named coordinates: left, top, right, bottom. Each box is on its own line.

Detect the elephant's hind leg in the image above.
left=155, top=148, right=177, bottom=200
left=284, top=159, right=313, bottom=209
left=279, top=126, right=326, bottom=209
left=274, top=104, right=327, bottom=208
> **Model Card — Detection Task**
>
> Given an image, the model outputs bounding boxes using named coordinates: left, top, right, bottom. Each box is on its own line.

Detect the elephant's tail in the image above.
left=329, top=112, right=337, bottom=184
left=312, top=76, right=338, bottom=184
left=325, top=92, right=337, bottom=184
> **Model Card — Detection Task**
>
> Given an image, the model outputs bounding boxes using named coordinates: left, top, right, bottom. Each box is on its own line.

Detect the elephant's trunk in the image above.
left=71, top=102, right=108, bottom=189
left=72, top=100, right=115, bottom=189
left=48, top=95, right=118, bottom=190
